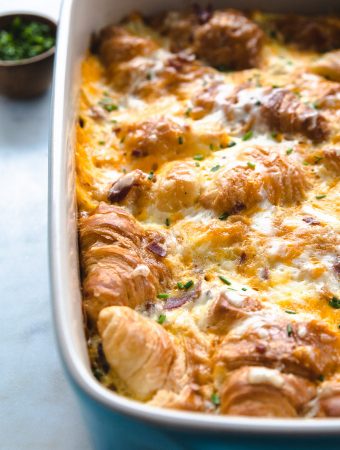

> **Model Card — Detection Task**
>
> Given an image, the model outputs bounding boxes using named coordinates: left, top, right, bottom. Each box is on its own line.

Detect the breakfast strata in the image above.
left=76, top=7, right=340, bottom=417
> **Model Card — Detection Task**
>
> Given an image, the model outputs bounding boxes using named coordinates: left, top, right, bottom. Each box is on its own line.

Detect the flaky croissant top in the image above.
left=76, top=7, right=340, bottom=417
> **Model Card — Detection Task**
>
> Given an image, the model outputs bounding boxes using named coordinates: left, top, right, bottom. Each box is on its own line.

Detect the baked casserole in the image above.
left=76, top=7, right=340, bottom=418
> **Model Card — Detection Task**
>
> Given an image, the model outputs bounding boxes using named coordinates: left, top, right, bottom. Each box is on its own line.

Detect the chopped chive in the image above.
left=148, top=171, right=154, bottom=180
left=211, top=392, right=220, bottom=406
left=286, top=148, right=293, bottom=155
left=285, top=310, right=297, bottom=315
left=111, top=119, right=118, bottom=124
left=303, top=161, right=309, bottom=166
left=241, top=287, right=247, bottom=291
left=185, top=107, right=192, bottom=117
left=146, top=72, right=152, bottom=80
left=211, top=164, right=221, bottom=172
left=271, top=131, right=278, bottom=139
left=218, top=212, right=229, bottom=221
left=165, top=218, right=170, bottom=227
left=120, top=136, right=125, bottom=144
left=195, top=162, right=200, bottom=167
left=227, top=141, right=236, bottom=148
left=157, top=314, right=166, bottom=324
left=209, top=143, right=215, bottom=150
left=98, top=140, right=105, bottom=145
left=193, top=154, right=204, bottom=161
left=338, top=324, right=340, bottom=329
left=219, top=276, right=231, bottom=285
left=315, top=194, right=326, bottom=200
left=318, top=374, right=325, bottom=382
left=101, top=102, right=118, bottom=112
left=314, top=156, right=323, bottom=164
left=247, top=161, right=256, bottom=169
left=287, top=323, right=293, bottom=337
left=242, top=130, right=253, bottom=141
left=255, top=100, right=262, bottom=106
left=177, top=282, right=185, bottom=289
left=329, top=296, right=340, bottom=309
left=178, top=136, right=184, bottom=145
left=184, top=280, right=194, bottom=290
left=157, top=293, right=169, bottom=299
left=313, top=102, right=320, bottom=110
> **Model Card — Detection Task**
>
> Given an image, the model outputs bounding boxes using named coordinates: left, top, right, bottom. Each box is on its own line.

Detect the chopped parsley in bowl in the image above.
left=0, top=13, right=56, bottom=98
left=0, top=16, right=55, bottom=61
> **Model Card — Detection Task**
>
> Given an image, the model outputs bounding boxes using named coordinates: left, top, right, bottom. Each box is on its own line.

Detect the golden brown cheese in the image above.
left=77, top=8, right=340, bottom=417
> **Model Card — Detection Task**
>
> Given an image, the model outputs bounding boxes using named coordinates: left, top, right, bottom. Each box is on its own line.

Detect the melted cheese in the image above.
left=77, top=8, right=340, bottom=415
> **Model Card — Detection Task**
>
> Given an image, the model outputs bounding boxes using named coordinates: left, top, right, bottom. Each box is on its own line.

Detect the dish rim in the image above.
left=49, top=0, right=340, bottom=434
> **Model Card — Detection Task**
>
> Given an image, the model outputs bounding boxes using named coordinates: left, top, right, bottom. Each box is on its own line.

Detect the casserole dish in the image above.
left=49, top=0, right=340, bottom=448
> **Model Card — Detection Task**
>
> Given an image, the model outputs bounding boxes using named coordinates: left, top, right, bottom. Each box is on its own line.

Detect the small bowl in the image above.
left=0, top=13, right=57, bottom=99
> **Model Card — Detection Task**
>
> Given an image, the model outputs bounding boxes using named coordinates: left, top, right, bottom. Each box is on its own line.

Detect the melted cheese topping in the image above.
left=77, top=9, right=340, bottom=416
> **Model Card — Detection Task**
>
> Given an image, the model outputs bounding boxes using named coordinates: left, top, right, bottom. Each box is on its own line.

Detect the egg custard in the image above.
left=76, top=7, right=340, bottom=417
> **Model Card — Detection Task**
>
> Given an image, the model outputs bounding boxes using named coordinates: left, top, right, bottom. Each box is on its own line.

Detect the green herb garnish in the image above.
left=219, top=276, right=231, bottom=285
left=148, top=171, right=154, bottom=180
left=247, top=161, right=256, bottom=169
left=211, top=165, right=221, bottom=172
left=157, top=293, right=169, bottom=299
left=287, top=323, right=293, bottom=337
left=185, top=108, right=192, bottom=117
left=177, top=282, right=185, bottom=290
left=0, top=16, right=55, bottom=61
left=315, top=194, right=326, bottom=200
left=286, top=148, right=293, bottom=155
left=285, top=310, right=297, bottom=315
left=183, top=280, right=194, bottom=290
left=242, top=130, right=253, bottom=141
left=99, top=98, right=118, bottom=112
left=165, top=218, right=170, bottom=227
left=211, top=392, right=220, bottom=406
left=178, top=136, right=184, bottom=145
left=227, top=141, right=236, bottom=148
left=329, top=296, right=340, bottom=309
left=193, top=154, right=204, bottom=161
left=318, top=374, right=325, bottom=382
left=157, top=314, right=166, bottom=324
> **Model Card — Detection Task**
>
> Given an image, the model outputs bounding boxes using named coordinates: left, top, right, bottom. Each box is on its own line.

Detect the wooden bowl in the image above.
left=0, top=13, right=57, bottom=99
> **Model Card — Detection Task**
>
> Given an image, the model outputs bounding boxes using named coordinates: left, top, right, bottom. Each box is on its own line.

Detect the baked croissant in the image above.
left=79, top=203, right=170, bottom=321
left=220, top=366, right=316, bottom=417
left=98, top=306, right=188, bottom=401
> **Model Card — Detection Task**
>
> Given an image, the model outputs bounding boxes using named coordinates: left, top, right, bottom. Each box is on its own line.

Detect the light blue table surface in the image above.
left=0, top=92, right=92, bottom=450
